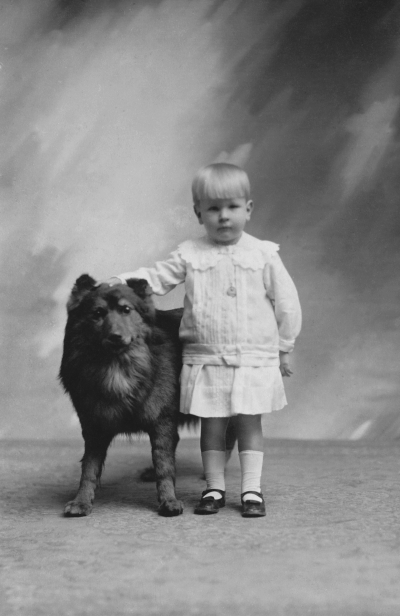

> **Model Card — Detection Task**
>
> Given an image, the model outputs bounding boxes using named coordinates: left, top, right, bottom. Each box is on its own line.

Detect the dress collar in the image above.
left=179, top=233, right=276, bottom=271
left=200, top=232, right=254, bottom=252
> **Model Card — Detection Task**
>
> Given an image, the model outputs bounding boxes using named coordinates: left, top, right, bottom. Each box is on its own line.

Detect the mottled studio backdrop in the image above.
left=1, top=0, right=399, bottom=440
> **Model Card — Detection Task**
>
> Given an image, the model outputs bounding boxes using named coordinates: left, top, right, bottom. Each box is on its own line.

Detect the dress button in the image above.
left=227, top=286, right=237, bottom=297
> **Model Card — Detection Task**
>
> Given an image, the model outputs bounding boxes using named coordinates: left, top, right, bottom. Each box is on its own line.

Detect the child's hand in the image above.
left=95, top=277, right=126, bottom=288
left=279, top=351, right=293, bottom=377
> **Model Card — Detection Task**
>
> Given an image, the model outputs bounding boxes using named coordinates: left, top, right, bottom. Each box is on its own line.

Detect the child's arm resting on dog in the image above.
left=113, top=250, right=186, bottom=296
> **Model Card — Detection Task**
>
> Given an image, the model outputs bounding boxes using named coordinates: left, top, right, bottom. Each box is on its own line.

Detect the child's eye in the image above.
left=121, top=305, right=131, bottom=315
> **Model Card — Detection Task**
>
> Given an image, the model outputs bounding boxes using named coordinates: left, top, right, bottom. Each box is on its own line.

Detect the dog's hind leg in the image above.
left=64, top=431, right=113, bottom=517
left=139, top=466, right=157, bottom=482
left=148, top=423, right=183, bottom=517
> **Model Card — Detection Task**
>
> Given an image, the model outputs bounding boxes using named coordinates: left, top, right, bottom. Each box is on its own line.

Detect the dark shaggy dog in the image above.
left=60, top=274, right=194, bottom=517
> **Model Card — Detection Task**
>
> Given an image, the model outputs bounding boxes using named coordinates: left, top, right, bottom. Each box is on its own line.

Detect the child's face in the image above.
left=194, top=197, right=253, bottom=245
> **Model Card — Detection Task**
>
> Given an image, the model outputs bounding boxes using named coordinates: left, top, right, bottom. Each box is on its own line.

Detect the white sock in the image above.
left=201, top=450, right=226, bottom=499
left=239, top=450, right=264, bottom=502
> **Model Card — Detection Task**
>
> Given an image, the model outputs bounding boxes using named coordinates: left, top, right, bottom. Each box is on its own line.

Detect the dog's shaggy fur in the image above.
left=60, top=274, right=194, bottom=517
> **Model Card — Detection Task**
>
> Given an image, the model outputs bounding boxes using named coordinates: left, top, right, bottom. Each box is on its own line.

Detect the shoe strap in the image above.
left=241, top=490, right=264, bottom=502
left=202, top=488, right=225, bottom=498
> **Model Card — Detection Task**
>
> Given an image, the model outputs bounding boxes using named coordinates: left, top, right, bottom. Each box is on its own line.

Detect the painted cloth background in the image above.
left=1, top=0, right=399, bottom=439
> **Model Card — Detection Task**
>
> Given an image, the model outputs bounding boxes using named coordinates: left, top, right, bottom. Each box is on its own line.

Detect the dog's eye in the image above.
left=92, top=308, right=106, bottom=320
left=121, top=305, right=131, bottom=315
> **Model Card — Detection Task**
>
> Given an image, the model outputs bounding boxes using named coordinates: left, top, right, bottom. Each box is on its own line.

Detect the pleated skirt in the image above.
left=180, top=364, right=287, bottom=418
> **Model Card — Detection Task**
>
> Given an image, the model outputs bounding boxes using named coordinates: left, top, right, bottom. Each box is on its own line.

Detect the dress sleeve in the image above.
left=117, top=249, right=186, bottom=296
left=263, top=252, right=302, bottom=352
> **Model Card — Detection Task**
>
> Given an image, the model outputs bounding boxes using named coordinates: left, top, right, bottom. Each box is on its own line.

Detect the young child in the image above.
left=105, top=163, right=301, bottom=517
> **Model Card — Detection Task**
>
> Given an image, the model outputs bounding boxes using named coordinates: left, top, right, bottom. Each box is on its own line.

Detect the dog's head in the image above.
left=66, top=274, right=156, bottom=353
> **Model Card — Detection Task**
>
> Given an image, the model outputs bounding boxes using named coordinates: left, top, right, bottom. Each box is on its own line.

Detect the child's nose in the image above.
left=219, top=209, right=229, bottom=220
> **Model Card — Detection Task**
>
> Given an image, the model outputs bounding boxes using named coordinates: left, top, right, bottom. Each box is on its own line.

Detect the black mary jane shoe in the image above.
left=241, top=491, right=266, bottom=518
left=194, top=489, right=226, bottom=515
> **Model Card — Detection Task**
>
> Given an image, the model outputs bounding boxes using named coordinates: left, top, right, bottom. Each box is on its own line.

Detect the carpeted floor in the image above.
left=1, top=438, right=399, bottom=615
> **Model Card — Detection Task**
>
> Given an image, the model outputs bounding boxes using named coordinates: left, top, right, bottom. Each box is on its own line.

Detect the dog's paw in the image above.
left=140, top=466, right=157, bottom=482
left=64, top=499, right=93, bottom=517
left=158, top=498, right=184, bottom=517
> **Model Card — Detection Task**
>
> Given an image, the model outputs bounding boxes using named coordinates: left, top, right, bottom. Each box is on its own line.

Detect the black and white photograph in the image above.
left=1, top=1, right=399, bottom=614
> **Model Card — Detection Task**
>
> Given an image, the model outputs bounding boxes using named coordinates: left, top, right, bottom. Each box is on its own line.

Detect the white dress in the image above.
left=118, top=232, right=302, bottom=418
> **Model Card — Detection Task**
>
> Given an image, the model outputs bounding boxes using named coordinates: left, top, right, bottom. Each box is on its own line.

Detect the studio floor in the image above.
left=1, top=438, right=400, bottom=616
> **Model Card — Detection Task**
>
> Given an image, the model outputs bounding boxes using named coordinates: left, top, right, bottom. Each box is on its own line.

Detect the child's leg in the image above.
left=200, top=417, right=230, bottom=452
left=225, top=417, right=238, bottom=465
left=200, top=417, right=230, bottom=496
left=236, top=414, right=264, bottom=503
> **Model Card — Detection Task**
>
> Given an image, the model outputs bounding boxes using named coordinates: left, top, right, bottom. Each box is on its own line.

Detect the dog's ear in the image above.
left=67, top=274, right=96, bottom=311
left=125, top=278, right=152, bottom=299
left=125, top=278, right=155, bottom=322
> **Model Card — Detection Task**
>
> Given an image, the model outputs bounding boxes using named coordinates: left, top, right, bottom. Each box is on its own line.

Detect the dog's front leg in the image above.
left=148, top=423, right=183, bottom=517
left=64, top=431, right=112, bottom=517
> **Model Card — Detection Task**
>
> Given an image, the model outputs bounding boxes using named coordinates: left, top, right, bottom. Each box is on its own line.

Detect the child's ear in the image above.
left=67, top=274, right=96, bottom=311
left=193, top=203, right=203, bottom=225
left=246, top=200, right=254, bottom=220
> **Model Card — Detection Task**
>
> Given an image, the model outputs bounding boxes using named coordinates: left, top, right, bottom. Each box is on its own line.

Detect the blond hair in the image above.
left=192, top=163, right=250, bottom=204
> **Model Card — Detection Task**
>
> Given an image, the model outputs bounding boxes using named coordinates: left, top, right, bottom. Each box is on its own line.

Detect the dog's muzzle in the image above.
left=103, top=333, right=132, bottom=350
